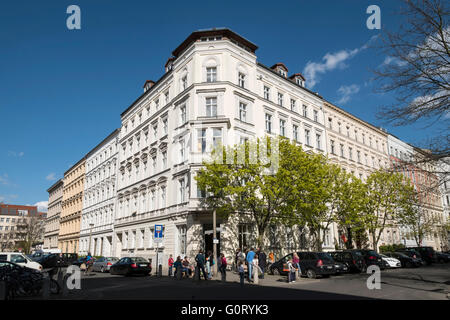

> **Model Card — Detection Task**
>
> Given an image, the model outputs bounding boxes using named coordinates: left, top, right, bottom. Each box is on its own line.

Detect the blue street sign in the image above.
left=154, top=225, right=164, bottom=241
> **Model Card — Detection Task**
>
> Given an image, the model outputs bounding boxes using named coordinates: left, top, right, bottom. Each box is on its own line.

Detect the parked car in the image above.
left=60, top=253, right=79, bottom=267
left=330, top=250, right=366, bottom=273
left=395, top=249, right=425, bottom=264
left=71, top=257, right=87, bottom=267
left=109, top=257, right=152, bottom=276
left=297, top=252, right=335, bottom=279
left=0, top=252, right=43, bottom=271
left=384, top=252, right=422, bottom=268
left=436, top=251, right=450, bottom=263
left=332, top=261, right=349, bottom=274
left=380, top=254, right=401, bottom=268
left=34, top=253, right=63, bottom=269
left=350, top=249, right=385, bottom=270
left=403, top=247, right=437, bottom=265
left=92, top=257, right=119, bottom=273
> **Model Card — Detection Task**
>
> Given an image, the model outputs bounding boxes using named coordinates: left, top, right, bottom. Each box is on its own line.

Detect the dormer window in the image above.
left=271, top=63, right=288, bottom=78
left=279, top=69, right=286, bottom=77
left=289, top=74, right=306, bottom=87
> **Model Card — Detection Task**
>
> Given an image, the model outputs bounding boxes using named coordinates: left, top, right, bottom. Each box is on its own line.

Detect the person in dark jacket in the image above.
left=195, top=250, right=208, bottom=280
left=257, top=248, right=267, bottom=279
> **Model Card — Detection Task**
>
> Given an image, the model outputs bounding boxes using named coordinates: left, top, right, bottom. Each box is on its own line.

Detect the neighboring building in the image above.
left=0, top=204, right=46, bottom=252
left=59, top=157, right=86, bottom=253
left=113, top=28, right=326, bottom=269
left=79, top=129, right=119, bottom=256
left=44, top=179, right=63, bottom=250
left=437, top=157, right=450, bottom=250
left=324, top=101, right=390, bottom=250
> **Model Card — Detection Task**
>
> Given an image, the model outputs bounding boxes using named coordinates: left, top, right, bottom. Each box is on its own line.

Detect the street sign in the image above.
left=154, top=225, right=164, bottom=243
left=213, top=238, right=219, bottom=244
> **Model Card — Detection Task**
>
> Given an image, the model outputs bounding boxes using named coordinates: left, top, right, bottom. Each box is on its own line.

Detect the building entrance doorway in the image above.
left=203, top=224, right=221, bottom=257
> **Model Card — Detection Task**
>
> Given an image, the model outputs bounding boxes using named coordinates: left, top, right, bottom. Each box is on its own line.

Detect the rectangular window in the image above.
left=238, top=224, right=251, bottom=251
left=290, top=99, right=296, bottom=112
left=155, top=99, right=159, bottom=110
left=179, top=139, right=185, bottom=162
left=197, top=185, right=206, bottom=198
left=357, top=151, right=361, bottom=163
left=178, top=225, right=187, bottom=256
left=198, top=129, right=207, bottom=153
left=162, top=151, right=167, bottom=169
left=293, top=125, right=299, bottom=142
left=313, top=110, right=318, bottom=122
left=316, top=133, right=321, bottom=150
left=278, top=93, right=283, bottom=107
left=163, top=119, right=168, bottom=135
left=239, top=102, right=247, bottom=122
left=165, top=91, right=169, bottom=105
left=180, top=105, right=186, bottom=125
left=160, top=187, right=166, bottom=208
left=212, top=128, right=222, bottom=149
left=279, top=119, right=286, bottom=136
left=182, top=76, right=187, bottom=90
left=349, top=147, right=353, bottom=160
left=206, top=97, right=217, bottom=117
left=330, top=140, right=335, bottom=154
left=179, top=179, right=185, bottom=203
left=305, top=129, right=311, bottom=146
left=303, top=105, right=308, bottom=118
left=265, top=114, right=272, bottom=133
left=340, top=144, right=345, bottom=157
left=238, top=73, right=245, bottom=88
left=206, top=67, right=217, bottom=82
left=264, top=86, right=270, bottom=100
left=328, top=118, right=332, bottom=129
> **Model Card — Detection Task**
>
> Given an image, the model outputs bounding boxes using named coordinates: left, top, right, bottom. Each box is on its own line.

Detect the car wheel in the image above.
left=306, top=269, right=316, bottom=279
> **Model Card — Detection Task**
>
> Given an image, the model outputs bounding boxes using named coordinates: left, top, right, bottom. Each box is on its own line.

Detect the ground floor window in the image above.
left=177, top=225, right=187, bottom=256
left=238, top=224, right=251, bottom=251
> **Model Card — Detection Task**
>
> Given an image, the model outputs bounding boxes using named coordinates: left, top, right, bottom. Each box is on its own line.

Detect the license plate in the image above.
left=327, top=266, right=332, bottom=269
left=335, top=265, right=339, bottom=268
left=139, top=264, right=147, bottom=267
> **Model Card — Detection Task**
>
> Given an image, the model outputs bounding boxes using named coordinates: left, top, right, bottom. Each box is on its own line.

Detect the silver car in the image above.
left=92, top=257, right=119, bottom=273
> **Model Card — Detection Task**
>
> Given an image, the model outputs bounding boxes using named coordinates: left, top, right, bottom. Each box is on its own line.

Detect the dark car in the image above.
left=71, top=257, right=87, bottom=267
left=384, top=252, right=422, bottom=268
left=395, top=249, right=425, bottom=264
left=60, top=253, right=79, bottom=267
left=35, top=253, right=63, bottom=269
left=436, top=252, right=450, bottom=263
left=332, top=261, right=349, bottom=275
left=109, top=257, right=152, bottom=276
left=297, top=252, right=335, bottom=279
left=330, top=250, right=366, bottom=273
left=406, top=247, right=437, bottom=265
left=350, top=249, right=385, bottom=270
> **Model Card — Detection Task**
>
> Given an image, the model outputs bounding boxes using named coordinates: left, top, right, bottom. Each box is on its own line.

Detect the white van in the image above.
left=0, top=252, right=43, bottom=271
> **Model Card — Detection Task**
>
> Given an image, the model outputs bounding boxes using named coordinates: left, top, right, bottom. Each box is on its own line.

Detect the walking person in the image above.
left=205, top=251, right=212, bottom=279
left=258, top=248, right=267, bottom=279
left=238, top=261, right=245, bottom=287
left=85, top=252, right=94, bottom=275
left=246, top=248, right=255, bottom=282
left=168, top=254, right=174, bottom=277
left=219, top=253, right=227, bottom=281
left=195, top=250, right=208, bottom=280
left=287, top=257, right=296, bottom=283
left=293, top=252, right=301, bottom=279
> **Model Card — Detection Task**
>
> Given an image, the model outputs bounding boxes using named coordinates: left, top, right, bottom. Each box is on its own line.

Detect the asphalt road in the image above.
left=39, top=263, right=450, bottom=300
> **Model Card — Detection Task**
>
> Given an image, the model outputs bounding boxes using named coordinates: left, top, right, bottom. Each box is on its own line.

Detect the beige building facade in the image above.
left=44, top=179, right=63, bottom=249
left=59, top=157, right=86, bottom=253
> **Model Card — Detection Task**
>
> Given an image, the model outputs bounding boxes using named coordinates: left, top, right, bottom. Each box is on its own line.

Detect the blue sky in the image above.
left=0, top=0, right=441, bottom=210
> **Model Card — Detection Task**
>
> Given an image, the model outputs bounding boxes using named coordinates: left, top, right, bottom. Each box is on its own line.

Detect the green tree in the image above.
left=363, top=169, right=412, bottom=251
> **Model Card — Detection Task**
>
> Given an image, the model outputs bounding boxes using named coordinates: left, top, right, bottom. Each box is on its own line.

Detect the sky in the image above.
left=0, top=0, right=443, bottom=211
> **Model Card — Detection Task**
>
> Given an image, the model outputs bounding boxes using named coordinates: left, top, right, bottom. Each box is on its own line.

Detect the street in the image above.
left=37, top=263, right=450, bottom=300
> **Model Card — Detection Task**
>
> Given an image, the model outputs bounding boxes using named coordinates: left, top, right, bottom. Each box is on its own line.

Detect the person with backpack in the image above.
left=219, top=253, right=227, bottom=281
left=85, top=252, right=94, bottom=275
left=195, top=250, right=208, bottom=280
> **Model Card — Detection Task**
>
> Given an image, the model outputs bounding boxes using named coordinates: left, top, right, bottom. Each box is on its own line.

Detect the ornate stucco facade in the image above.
left=59, top=157, right=85, bottom=253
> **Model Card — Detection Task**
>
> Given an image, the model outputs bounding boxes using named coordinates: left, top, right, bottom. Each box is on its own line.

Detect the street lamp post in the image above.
left=89, top=223, right=94, bottom=255
left=213, top=208, right=218, bottom=279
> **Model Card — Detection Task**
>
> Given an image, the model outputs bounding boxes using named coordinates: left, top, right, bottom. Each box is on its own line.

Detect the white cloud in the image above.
left=382, top=56, right=408, bottom=67
left=0, top=194, right=19, bottom=203
left=7, top=151, right=24, bottom=157
left=336, top=84, right=360, bottom=104
left=0, top=174, right=9, bottom=186
left=34, top=201, right=48, bottom=213
left=46, top=173, right=57, bottom=181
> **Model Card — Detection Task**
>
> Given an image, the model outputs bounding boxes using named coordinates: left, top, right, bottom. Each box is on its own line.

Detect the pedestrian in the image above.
left=258, top=248, right=267, bottom=279
left=293, top=252, right=301, bottom=278
left=219, top=253, right=227, bottom=281
left=246, top=247, right=255, bottom=282
left=182, top=256, right=192, bottom=278
left=287, top=257, right=295, bottom=283
left=238, top=261, right=245, bottom=287
left=195, top=249, right=208, bottom=280
left=206, top=251, right=212, bottom=279
left=168, top=254, right=174, bottom=277
left=85, top=252, right=94, bottom=275
left=173, top=256, right=183, bottom=279
left=268, top=251, right=275, bottom=265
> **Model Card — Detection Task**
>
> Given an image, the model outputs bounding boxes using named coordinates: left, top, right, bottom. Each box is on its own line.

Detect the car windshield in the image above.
left=367, top=250, right=379, bottom=256
left=353, top=251, right=363, bottom=257
left=380, top=254, right=388, bottom=258
left=131, top=257, right=148, bottom=263
left=396, top=253, right=408, bottom=258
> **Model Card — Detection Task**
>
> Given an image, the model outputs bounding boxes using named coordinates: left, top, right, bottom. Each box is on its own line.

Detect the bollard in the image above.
left=253, top=265, right=259, bottom=285
left=158, top=264, right=162, bottom=277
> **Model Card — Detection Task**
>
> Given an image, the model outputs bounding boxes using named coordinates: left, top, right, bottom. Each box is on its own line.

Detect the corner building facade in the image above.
left=112, top=29, right=327, bottom=269
left=44, top=179, right=63, bottom=250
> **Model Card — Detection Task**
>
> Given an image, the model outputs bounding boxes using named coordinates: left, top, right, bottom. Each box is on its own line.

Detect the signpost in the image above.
left=154, top=225, right=164, bottom=276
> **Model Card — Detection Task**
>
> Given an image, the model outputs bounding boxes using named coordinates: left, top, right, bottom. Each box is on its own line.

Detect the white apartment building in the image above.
left=80, top=129, right=119, bottom=256
left=44, top=179, right=63, bottom=249
left=438, top=158, right=450, bottom=249
left=112, top=28, right=326, bottom=267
